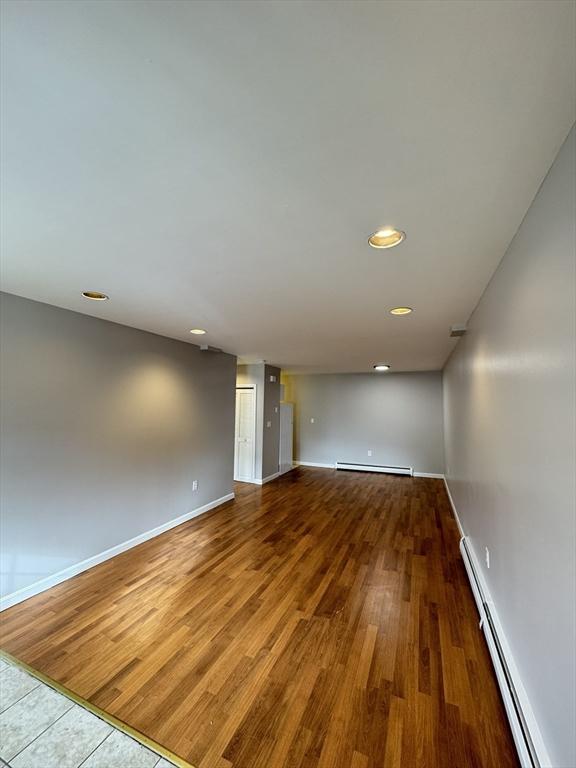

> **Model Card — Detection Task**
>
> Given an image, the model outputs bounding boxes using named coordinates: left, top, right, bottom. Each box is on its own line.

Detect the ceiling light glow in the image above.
left=390, top=307, right=413, bottom=315
left=373, top=364, right=391, bottom=372
left=368, top=228, right=406, bottom=249
left=189, top=328, right=207, bottom=335
left=82, top=291, right=109, bottom=301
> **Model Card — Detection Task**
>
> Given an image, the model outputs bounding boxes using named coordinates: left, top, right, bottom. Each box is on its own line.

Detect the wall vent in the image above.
left=459, top=536, right=540, bottom=768
left=335, top=462, right=413, bottom=476
left=450, top=323, right=467, bottom=337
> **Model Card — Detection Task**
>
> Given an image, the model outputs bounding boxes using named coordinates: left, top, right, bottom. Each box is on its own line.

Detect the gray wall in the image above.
left=290, top=372, right=444, bottom=474
left=236, top=363, right=281, bottom=481
left=262, top=365, right=281, bottom=479
left=0, top=293, right=237, bottom=599
left=443, top=126, right=575, bottom=767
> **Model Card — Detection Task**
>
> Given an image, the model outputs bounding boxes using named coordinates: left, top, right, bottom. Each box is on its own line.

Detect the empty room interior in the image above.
left=0, top=1, right=575, bottom=768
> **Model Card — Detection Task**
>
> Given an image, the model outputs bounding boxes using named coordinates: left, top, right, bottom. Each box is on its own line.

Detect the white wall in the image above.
left=289, top=371, right=444, bottom=474
left=0, top=293, right=237, bottom=601
left=443, top=126, right=575, bottom=767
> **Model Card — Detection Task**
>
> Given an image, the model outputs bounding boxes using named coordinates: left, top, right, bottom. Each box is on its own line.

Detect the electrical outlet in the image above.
left=266, top=420, right=272, bottom=428
left=485, top=547, right=490, bottom=569
left=310, top=418, right=315, bottom=424
left=275, top=406, right=278, bottom=413
left=269, top=375, right=276, bottom=382
left=192, top=480, right=198, bottom=491
left=368, top=449, right=372, bottom=457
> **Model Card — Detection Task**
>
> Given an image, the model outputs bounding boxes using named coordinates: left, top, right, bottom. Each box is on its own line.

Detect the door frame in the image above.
left=234, top=386, right=257, bottom=482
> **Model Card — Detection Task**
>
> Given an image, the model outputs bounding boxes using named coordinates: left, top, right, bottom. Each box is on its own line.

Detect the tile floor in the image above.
left=0, top=657, right=179, bottom=768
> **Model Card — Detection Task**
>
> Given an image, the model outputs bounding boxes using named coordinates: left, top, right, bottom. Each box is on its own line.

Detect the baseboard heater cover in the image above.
left=459, top=536, right=540, bottom=768
left=335, top=462, right=413, bottom=476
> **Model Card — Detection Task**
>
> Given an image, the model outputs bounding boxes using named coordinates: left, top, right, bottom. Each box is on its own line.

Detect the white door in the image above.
left=234, top=388, right=256, bottom=481
left=279, top=403, right=294, bottom=475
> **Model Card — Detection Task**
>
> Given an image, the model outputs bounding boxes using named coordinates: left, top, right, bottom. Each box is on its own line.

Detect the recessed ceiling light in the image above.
left=82, top=291, right=109, bottom=301
left=374, top=364, right=391, bottom=371
left=368, top=228, right=406, bottom=249
left=390, top=306, right=413, bottom=315
left=189, top=328, right=207, bottom=335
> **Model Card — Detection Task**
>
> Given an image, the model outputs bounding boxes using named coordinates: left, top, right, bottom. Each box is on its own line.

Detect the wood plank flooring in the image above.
left=0, top=468, right=519, bottom=768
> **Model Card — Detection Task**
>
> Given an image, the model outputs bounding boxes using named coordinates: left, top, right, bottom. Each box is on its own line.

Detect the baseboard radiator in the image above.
left=459, top=537, right=540, bottom=768
left=335, top=462, right=413, bottom=476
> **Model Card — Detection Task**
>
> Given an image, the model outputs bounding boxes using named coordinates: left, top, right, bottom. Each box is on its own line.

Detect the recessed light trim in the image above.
left=373, top=364, right=391, bottom=371
left=82, top=291, right=109, bottom=301
left=189, top=328, right=207, bottom=335
left=368, top=228, right=405, bottom=249
left=390, top=306, right=413, bottom=315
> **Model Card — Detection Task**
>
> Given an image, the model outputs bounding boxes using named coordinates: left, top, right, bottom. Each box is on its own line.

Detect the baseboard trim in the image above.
left=294, top=461, right=336, bottom=468
left=336, top=462, right=413, bottom=476
left=254, top=471, right=281, bottom=485
left=442, top=476, right=465, bottom=536
left=443, top=477, right=551, bottom=768
left=295, top=462, right=445, bottom=479
left=0, top=492, right=235, bottom=612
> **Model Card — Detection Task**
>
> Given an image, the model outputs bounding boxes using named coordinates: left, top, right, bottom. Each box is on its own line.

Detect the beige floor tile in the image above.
left=0, top=667, right=40, bottom=713
left=0, top=683, right=74, bottom=761
left=11, top=704, right=112, bottom=768
left=0, top=661, right=178, bottom=767
left=80, top=729, right=160, bottom=768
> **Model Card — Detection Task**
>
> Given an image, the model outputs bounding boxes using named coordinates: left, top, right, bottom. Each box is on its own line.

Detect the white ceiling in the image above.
left=1, top=0, right=575, bottom=373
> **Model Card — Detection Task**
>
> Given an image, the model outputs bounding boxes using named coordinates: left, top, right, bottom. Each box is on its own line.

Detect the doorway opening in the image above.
left=234, top=386, right=256, bottom=482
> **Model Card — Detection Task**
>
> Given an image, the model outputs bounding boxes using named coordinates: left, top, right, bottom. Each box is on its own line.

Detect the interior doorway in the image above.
left=234, top=387, right=256, bottom=482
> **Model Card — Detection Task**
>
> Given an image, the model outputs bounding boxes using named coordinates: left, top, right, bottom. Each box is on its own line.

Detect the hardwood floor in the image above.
left=0, top=468, right=518, bottom=768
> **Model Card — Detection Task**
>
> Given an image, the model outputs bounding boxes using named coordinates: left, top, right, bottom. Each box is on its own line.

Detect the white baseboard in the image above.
left=253, top=471, right=281, bottom=485
left=294, top=461, right=336, bottom=468
left=295, top=461, right=444, bottom=479
left=336, top=462, right=413, bottom=476
left=442, top=476, right=465, bottom=536
left=443, top=477, right=551, bottom=768
left=0, top=492, right=235, bottom=612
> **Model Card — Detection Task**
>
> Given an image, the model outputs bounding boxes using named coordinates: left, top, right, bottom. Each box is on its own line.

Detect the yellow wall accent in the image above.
left=280, top=372, right=296, bottom=403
